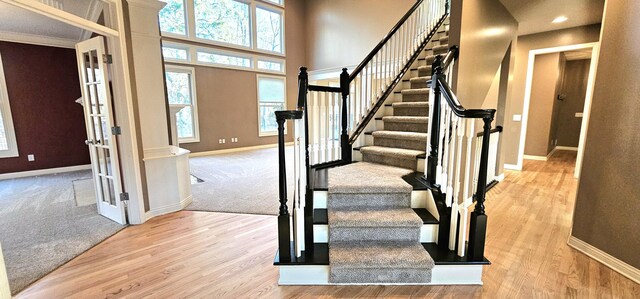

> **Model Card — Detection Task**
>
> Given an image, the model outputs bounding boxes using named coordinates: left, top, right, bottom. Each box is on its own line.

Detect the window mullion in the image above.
left=186, top=0, right=196, bottom=39
left=251, top=1, right=258, bottom=54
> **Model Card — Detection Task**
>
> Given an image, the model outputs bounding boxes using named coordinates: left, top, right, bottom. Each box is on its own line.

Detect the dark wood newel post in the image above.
left=340, top=68, right=352, bottom=164
left=467, top=114, right=495, bottom=261
left=298, top=67, right=315, bottom=256
left=426, top=56, right=443, bottom=186
left=275, top=112, right=291, bottom=262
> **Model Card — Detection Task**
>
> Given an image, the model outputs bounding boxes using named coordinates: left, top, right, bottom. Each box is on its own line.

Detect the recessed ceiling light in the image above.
left=552, top=16, right=568, bottom=23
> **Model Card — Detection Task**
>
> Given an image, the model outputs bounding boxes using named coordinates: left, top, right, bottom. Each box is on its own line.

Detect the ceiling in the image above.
left=499, top=0, right=605, bottom=36
left=0, top=0, right=104, bottom=48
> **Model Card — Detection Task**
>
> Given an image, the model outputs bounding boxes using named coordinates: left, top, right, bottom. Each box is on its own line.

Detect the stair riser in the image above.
left=374, top=137, right=427, bottom=151
left=402, top=93, right=429, bottom=103
left=384, top=122, right=428, bottom=133
left=393, top=106, right=428, bottom=117
left=418, top=68, right=432, bottom=77
left=352, top=151, right=425, bottom=172
left=328, top=193, right=411, bottom=211
left=362, top=152, right=418, bottom=171
left=411, top=81, right=429, bottom=89
left=314, top=224, right=438, bottom=243
left=329, top=227, right=420, bottom=243
left=330, top=268, right=431, bottom=284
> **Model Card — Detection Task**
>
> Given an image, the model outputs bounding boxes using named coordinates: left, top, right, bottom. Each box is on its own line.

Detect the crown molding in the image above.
left=0, top=30, right=76, bottom=48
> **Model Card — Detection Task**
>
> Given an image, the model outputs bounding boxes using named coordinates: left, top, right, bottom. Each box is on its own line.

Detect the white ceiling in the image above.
left=499, top=0, right=605, bottom=36
left=0, top=0, right=103, bottom=47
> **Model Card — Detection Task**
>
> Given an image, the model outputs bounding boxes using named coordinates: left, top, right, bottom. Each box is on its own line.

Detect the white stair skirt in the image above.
left=278, top=264, right=484, bottom=285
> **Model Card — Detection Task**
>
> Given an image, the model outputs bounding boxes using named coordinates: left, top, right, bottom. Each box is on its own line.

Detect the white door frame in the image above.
left=0, top=0, right=147, bottom=224
left=517, top=42, right=600, bottom=178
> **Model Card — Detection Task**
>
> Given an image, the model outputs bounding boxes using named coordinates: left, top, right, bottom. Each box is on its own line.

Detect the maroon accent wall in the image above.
left=0, top=41, right=89, bottom=174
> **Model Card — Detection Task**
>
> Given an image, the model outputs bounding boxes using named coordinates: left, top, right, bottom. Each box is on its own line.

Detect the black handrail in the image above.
left=477, top=126, right=503, bottom=137
left=437, top=77, right=495, bottom=118
left=308, top=85, right=341, bottom=93
left=348, top=0, right=427, bottom=82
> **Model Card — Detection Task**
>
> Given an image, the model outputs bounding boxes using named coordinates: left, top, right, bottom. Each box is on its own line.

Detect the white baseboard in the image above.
left=495, top=173, right=505, bottom=182
left=190, top=142, right=294, bottom=157
left=523, top=155, right=548, bottom=161
left=568, top=236, right=640, bottom=284
left=554, top=146, right=578, bottom=151
left=145, top=194, right=193, bottom=221
left=503, top=164, right=521, bottom=171
left=0, top=164, right=92, bottom=180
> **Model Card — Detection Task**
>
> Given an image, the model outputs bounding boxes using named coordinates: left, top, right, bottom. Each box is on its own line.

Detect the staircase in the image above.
left=273, top=0, right=495, bottom=286
left=357, top=27, right=450, bottom=172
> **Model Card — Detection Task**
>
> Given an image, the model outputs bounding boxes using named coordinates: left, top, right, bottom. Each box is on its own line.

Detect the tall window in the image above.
left=159, top=0, right=187, bottom=36
left=165, top=66, right=200, bottom=143
left=257, top=75, right=286, bottom=136
left=0, top=52, right=18, bottom=158
left=159, top=0, right=285, bottom=55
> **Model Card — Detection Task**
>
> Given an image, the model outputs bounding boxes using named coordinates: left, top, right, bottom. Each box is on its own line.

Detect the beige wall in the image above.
left=449, top=0, right=518, bottom=108
left=524, top=53, right=561, bottom=157
left=304, top=0, right=414, bottom=71
left=502, top=24, right=601, bottom=165
left=554, top=59, right=590, bottom=147
left=0, top=243, right=9, bottom=299
left=571, top=0, right=640, bottom=269
left=176, top=0, right=306, bottom=153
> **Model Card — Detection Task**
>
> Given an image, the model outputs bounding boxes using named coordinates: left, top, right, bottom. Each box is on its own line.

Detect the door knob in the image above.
left=85, top=139, right=95, bottom=145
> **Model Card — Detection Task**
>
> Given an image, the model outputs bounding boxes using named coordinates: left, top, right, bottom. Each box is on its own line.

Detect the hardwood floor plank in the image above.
left=15, top=151, right=640, bottom=298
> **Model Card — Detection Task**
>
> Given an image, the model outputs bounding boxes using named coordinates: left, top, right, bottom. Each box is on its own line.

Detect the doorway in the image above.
left=517, top=42, right=599, bottom=177
left=0, top=0, right=133, bottom=295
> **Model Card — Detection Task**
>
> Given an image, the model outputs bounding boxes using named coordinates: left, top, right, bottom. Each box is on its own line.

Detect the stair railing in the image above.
left=425, top=47, right=495, bottom=261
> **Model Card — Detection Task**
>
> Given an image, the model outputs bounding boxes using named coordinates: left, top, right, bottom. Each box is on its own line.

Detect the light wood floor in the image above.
left=17, top=151, right=640, bottom=298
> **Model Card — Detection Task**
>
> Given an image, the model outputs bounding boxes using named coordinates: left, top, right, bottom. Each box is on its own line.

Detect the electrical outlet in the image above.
left=231, top=138, right=238, bottom=143
left=218, top=139, right=223, bottom=144
left=222, top=139, right=226, bottom=144
left=27, top=154, right=35, bottom=162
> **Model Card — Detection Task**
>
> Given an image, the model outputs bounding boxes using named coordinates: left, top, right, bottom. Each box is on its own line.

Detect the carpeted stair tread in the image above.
left=392, top=102, right=428, bottom=108
left=432, top=44, right=449, bottom=54
left=372, top=131, right=427, bottom=142
left=382, top=116, right=428, bottom=124
left=417, top=65, right=432, bottom=73
left=409, top=76, right=431, bottom=84
left=329, top=209, right=423, bottom=228
left=330, top=242, right=435, bottom=269
left=327, top=162, right=413, bottom=194
left=401, top=88, right=430, bottom=95
left=440, top=36, right=449, bottom=43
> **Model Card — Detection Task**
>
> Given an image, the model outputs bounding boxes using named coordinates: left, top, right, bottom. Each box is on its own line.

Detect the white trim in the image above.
left=495, top=173, right=505, bottom=181
left=0, top=243, right=10, bottom=299
left=0, top=164, right=92, bottom=180
left=554, top=146, right=578, bottom=151
left=165, top=65, right=200, bottom=143
left=523, top=155, right=548, bottom=161
left=517, top=42, right=598, bottom=172
left=568, top=236, right=640, bottom=284
left=145, top=194, right=193, bottom=221
left=0, top=30, right=77, bottom=49
left=0, top=0, right=119, bottom=37
left=257, top=73, right=287, bottom=137
left=575, top=43, right=601, bottom=179
left=308, top=65, right=356, bottom=81
left=0, top=52, right=19, bottom=159
left=189, top=142, right=293, bottom=157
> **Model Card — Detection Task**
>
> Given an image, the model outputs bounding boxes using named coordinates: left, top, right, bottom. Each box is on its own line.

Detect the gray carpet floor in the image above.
left=187, top=146, right=294, bottom=216
left=0, top=170, right=124, bottom=295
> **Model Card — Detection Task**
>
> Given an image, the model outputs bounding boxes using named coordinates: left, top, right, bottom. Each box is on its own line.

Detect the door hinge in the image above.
left=111, top=126, right=121, bottom=135
left=103, top=54, right=113, bottom=64
left=120, top=192, right=129, bottom=202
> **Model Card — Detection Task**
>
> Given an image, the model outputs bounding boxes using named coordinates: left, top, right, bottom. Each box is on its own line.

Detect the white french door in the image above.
left=76, top=37, right=127, bottom=224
